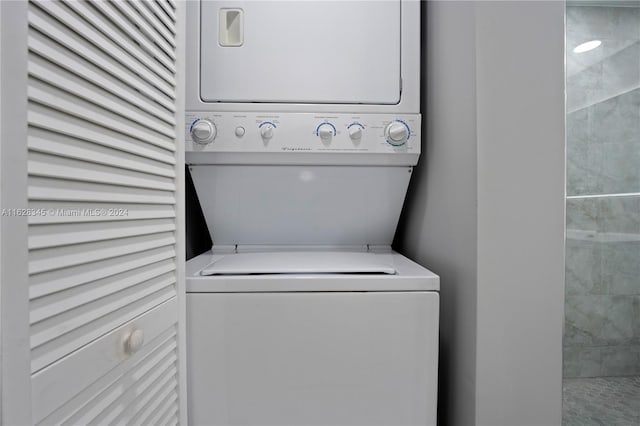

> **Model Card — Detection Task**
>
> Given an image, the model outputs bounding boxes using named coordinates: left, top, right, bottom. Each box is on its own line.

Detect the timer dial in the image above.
left=384, top=121, right=409, bottom=146
left=190, top=119, right=217, bottom=145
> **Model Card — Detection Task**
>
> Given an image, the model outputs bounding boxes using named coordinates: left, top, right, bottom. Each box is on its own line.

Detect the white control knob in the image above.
left=348, top=125, right=363, bottom=141
left=260, top=124, right=274, bottom=140
left=317, top=123, right=334, bottom=143
left=384, top=121, right=409, bottom=146
left=190, top=119, right=217, bottom=145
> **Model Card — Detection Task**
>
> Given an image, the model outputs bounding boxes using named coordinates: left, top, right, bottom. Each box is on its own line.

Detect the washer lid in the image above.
left=201, top=251, right=396, bottom=276
left=187, top=250, right=440, bottom=292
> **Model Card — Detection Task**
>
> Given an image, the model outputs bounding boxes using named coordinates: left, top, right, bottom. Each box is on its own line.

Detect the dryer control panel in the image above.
left=185, top=113, right=421, bottom=165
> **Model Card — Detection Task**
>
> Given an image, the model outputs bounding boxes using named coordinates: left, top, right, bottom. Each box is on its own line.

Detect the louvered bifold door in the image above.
left=26, top=0, right=186, bottom=424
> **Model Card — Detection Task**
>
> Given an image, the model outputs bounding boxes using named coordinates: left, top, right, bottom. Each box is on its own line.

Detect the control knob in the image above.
left=260, top=123, right=275, bottom=141
left=317, top=123, right=335, bottom=143
left=348, top=125, right=363, bottom=142
left=190, top=119, right=217, bottom=145
left=384, top=121, right=409, bottom=146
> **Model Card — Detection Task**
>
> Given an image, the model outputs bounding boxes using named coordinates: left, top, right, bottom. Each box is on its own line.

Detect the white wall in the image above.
left=395, top=2, right=478, bottom=425
left=395, top=1, right=565, bottom=425
left=474, top=1, right=565, bottom=425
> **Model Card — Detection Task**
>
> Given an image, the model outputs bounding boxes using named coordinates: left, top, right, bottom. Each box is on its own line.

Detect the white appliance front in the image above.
left=186, top=251, right=439, bottom=426
left=186, top=0, right=420, bottom=114
left=188, top=291, right=438, bottom=426
left=185, top=1, right=437, bottom=424
left=189, top=165, right=412, bottom=246
left=185, top=111, right=422, bottom=246
left=200, top=1, right=401, bottom=104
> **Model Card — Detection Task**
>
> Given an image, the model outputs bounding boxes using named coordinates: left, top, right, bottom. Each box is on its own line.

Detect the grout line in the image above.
left=567, top=192, right=640, bottom=199
left=566, top=84, right=640, bottom=114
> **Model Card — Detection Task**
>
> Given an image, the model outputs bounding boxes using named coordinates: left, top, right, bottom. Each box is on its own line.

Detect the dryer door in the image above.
left=199, top=0, right=401, bottom=104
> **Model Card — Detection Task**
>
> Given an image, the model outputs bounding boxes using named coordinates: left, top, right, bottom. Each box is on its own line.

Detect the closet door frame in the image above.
left=1, top=1, right=32, bottom=424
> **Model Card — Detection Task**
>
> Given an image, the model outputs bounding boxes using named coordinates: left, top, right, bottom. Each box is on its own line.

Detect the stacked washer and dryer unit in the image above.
left=185, top=1, right=439, bottom=425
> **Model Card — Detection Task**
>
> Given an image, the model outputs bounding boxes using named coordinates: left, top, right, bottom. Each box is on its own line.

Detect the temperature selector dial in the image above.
left=190, top=119, right=217, bottom=145
left=316, top=123, right=336, bottom=144
left=384, top=121, right=410, bottom=146
left=260, top=123, right=275, bottom=141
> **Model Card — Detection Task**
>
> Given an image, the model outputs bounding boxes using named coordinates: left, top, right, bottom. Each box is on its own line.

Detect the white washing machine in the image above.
left=185, top=1, right=438, bottom=425
left=186, top=250, right=438, bottom=426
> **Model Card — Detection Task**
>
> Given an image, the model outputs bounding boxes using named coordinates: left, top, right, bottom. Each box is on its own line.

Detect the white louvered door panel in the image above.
left=25, top=0, right=185, bottom=424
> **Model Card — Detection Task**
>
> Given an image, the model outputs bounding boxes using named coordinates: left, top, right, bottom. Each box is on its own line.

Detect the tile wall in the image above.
left=564, top=5, right=640, bottom=378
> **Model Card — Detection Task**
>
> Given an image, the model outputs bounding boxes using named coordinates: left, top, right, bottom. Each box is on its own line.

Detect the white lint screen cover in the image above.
left=200, top=1, right=401, bottom=104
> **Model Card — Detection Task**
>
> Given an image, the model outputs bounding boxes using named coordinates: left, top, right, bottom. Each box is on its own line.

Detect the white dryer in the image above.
left=184, top=1, right=438, bottom=425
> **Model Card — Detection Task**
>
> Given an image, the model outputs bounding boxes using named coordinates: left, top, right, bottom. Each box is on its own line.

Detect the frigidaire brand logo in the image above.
left=281, top=147, right=312, bottom=151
